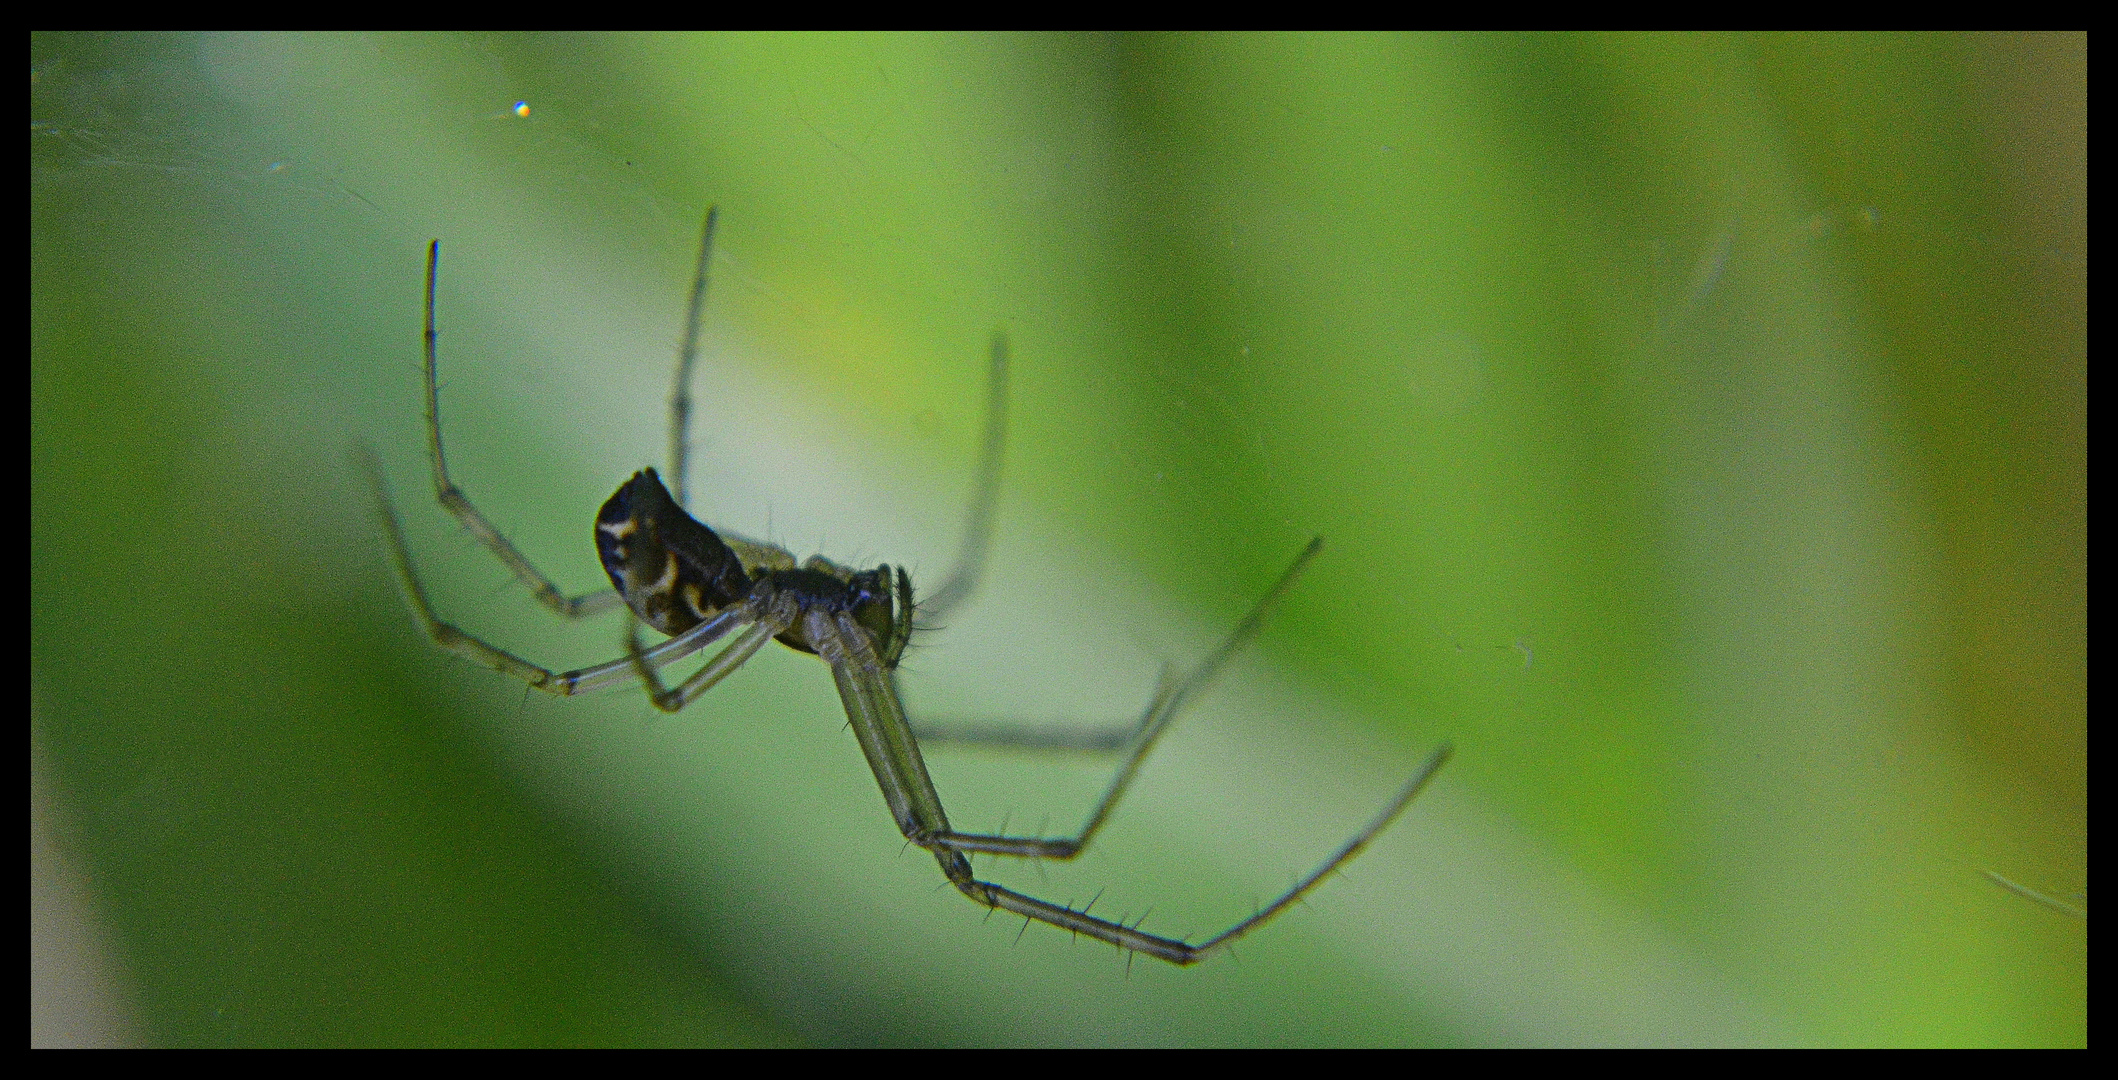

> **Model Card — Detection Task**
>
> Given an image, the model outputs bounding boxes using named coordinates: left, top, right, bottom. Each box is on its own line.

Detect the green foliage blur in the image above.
left=32, top=33, right=2083, bottom=1046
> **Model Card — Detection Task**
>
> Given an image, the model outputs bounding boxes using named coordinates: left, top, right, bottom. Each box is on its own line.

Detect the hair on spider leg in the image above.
left=375, top=208, right=1452, bottom=967
left=1125, top=908, right=1155, bottom=940
left=1081, top=887, right=1106, bottom=919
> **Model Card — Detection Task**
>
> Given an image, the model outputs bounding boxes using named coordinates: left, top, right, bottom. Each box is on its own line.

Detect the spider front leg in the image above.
left=953, top=743, right=1452, bottom=966
left=813, top=569, right=1449, bottom=966
left=924, top=537, right=1329, bottom=861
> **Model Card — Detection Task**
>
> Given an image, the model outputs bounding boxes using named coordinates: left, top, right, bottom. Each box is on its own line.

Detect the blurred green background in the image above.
left=31, top=33, right=2083, bottom=1046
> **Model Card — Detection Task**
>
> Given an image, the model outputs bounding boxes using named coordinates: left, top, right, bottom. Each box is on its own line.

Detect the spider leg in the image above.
left=929, top=537, right=1328, bottom=860
left=362, top=445, right=740, bottom=696
left=654, top=208, right=802, bottom=577
left=815, top=573, right=1449, bottom=966
left=958, top=743, right=1446, bottom=966
left=626, top=603, right=790, bottom=713
left=814, top=608, right=956, bottom=843
left=667, top=206, right=718, bottom=511
left=906, top=661, right=1176, bottom=754
left=918, top=333, right=1009, bottom=622
left=562, top=612, right=747, bottom=695
left=420, top=240, right=621, bottom=619
left=906, top=718, right=1146, bottom=754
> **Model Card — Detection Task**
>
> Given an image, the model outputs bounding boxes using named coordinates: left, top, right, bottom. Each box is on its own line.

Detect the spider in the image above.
left=362, top=209, right=1452, bottom=966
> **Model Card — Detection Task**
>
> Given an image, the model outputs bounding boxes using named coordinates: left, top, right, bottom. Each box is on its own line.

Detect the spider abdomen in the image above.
left=595, top=468, right=753, bottom=637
